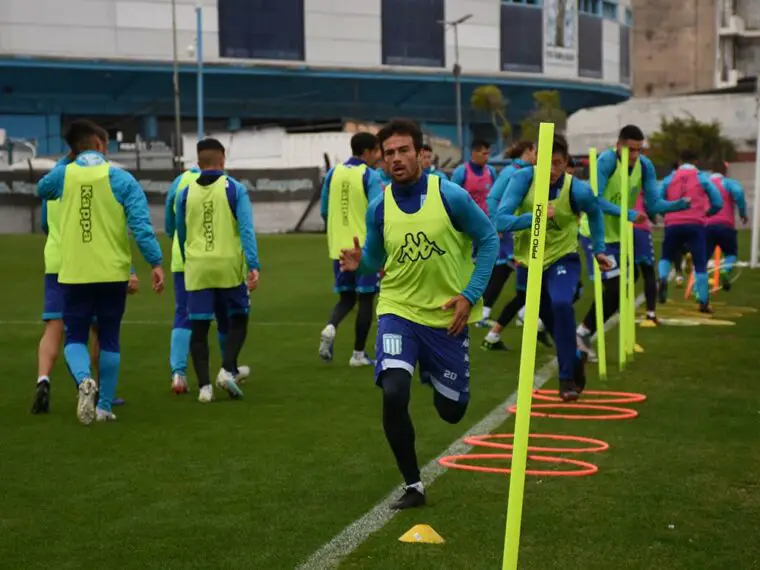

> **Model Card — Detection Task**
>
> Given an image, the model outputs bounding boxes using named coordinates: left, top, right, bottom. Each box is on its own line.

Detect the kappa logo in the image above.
left=382, top=333, right=403, bottom=356
left=397, top=231, right=446, bottom=263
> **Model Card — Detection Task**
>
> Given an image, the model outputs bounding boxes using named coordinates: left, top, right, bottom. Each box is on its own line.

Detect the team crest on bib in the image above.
left=382, top=334, right=403, bottom=356
left=397, top=231, right=446, bottom=263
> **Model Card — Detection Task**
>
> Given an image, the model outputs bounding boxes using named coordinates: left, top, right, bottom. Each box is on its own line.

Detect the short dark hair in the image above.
left=680, top=149, right=698, bottom=163
left=350, top=132, right=379, bottom=156
left=712, top=160, right=728, bottom=175
left=567, top=156, right=577, bottom=168
left=505, top=140, right=535, bottom=159
left=421, top=143, right=433, bottom=152
left=197, top=138, right=225, bottom=154
left=471, top=138, right=491, bottom=151
left=618, top=125, right=645, bottom=142
left=552, top=134, right=569, bottom=158
left=377, top=118, right=424, bottom=152
left=64, top=119, right=107, bottom=151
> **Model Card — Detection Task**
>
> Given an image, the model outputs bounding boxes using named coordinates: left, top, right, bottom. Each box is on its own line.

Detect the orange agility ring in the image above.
left=532, top=389, right=647, bottom=405
left=463, top=433, right=609, bottom=453
left=438, top=453, right=598, bottom=477
left=507, top=403, right=639, bottom=420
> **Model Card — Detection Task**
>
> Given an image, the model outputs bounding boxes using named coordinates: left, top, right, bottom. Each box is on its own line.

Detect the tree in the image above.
left=470, top=85, right=513, bottom=144
left=648, top=114, right=736, bottom=170
left=519, top=90, right=567, bottom=142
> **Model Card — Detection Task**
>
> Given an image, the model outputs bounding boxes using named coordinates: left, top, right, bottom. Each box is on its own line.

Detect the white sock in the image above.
left=37, top=375, right=49, bottom=384
left=537, top=319, right=545, bottom=332
left=577, top=324, right=591, bottom=336
left=517, top=306, right=526, bottom=321
left=482, top=306, right=492, bottom=320
left=646, top=311, right=656, bottom=318
left=485, top=331, right=501, bottom=343
left=352, top=350, right=365, bottom=359
left=407, top=481, right=425, bottom=494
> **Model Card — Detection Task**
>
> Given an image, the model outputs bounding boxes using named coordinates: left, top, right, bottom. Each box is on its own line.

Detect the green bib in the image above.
left=171, top=170, right=201, bottom=273
left=514, top=174, right=578, bottom=269
left=376, top=176, right=483, bottom=328
left=43, top=199, right=62, bottom=274
left=580, top=157, right=642, bottom=242
left=326, top=163, right=368, bottom=260
left=58, top=162, right=131, bottom=284
left=183, top=175, right=245, bottom=291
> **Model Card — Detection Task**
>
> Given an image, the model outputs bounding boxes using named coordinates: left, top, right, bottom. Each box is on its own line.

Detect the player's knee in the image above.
left=339, top=291, right=358, bottom=307
left=380, top=369, right=411, bottom=407
left=434, top=393, right=468, bottom=424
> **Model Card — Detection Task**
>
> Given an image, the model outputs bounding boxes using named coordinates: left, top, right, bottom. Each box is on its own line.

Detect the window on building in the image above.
left=502, top=0, right=541, bottom=6
left=602, top=1, right=617, bottom=20
left=218, top=0, right=305, bottom=61
left=577, top=0, right=600, bottom=16
left=382, top=0, right=445, bottom=67
left=625, top=8, right=633, bottom=26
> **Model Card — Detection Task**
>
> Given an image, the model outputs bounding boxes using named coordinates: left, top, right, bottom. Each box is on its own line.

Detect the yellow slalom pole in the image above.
left=501, top=122, right=554, bottom=570
left=588, top=148, right=607, bottom=381
left=627, top=220, right=636, bottom=356
left=618, top=146, right=629, bottom=369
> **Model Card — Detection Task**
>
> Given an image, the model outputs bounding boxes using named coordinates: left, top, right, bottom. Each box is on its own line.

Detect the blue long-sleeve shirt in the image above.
left=320, top=157, right=384, bottom=221
left=37, top=151, right=162, bottom=267
left=718, top=175, right=748, bottom=218
left=176, top=171, right=260, bottom=271
left=496, top=168, right=606, bottom=255
left=375, top=167, right=392, bottom=187
left=451, top=161, right=498, bottom=188
left=658, top=164, right=724, bottom=216
left=487, top=159, right=530, bottom=221
left=359, top=174, right=498, bottom=305
left=165, top=167, right=201, bottom=236
left=597, top=150, right=688, bottom=218
left=424, top=166, right=449, bottom=181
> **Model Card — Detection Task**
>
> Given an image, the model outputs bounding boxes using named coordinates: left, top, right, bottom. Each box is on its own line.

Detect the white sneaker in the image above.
left=349, top=351, right=374, bottom=367
left=77, top=378, right=97, bottom=425
left=234, top=365, right=250, bottom=384
left=96, top=408, right=117, bottom=422
left=319, top=324, right=336, bottom=361
left=198, top=384, right=214, bottom=403
left=171, top=373, right=188, bottom=394
left=216, top=368, right=244, bottom=399
left=576, top=333, right=598, bottom=363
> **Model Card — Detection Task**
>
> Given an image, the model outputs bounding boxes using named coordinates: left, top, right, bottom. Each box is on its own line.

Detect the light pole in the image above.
left=751, top=76, right=760, bottom=268
left=187, top=3, right=204, bottom=141
left=170, top=0, right=183, bottom=171
left=439, top=14, right=472, bottom=162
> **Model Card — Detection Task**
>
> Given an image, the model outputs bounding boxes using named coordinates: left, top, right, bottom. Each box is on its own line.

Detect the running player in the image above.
left=420, top=143, right=448, bottom=180
left=496, top=134, right=612, bottom=401
left=339, top=119, right=498, bottom=510
left=451, top=139, right=497, bottom=216
left=657, top=150, right=723, bottom=312
left=632, top=192, right=660, bottom=324
left=318, top=132, right=383, bottom=366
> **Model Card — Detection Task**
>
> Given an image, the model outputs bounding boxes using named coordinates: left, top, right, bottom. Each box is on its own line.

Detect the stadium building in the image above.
left=0, top=0, right=633, bottom=157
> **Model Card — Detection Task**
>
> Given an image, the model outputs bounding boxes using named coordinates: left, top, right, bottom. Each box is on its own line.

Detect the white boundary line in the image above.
left=296, top=293, right=645, bottom=570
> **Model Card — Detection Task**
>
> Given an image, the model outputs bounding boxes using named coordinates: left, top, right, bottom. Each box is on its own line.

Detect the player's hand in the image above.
left=127, top=273, right=139, bottom=295
left=632, top=210, right=647, bottom=224
left=547, top=203, right=556, bottom=218
left=741, top=215, right=749, bottom=225
left=247, top=269, right=260, bottom=291
left=442, top=295, right=472, bottom=336
left=595, top=254, right=614, bottom=272
left=339, top=237, right=362, bottom=272
left=151, top=266, right=165, bottom=293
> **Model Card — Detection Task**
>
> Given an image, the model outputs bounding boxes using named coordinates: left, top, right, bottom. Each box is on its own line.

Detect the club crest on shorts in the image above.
left=382, top=333, right=403, bottom=356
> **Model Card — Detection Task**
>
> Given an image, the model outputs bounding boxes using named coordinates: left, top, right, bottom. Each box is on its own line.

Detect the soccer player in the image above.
left=339, top=119, right=498, bottom=510
left=632, top=192, right=660, bottom=324
left=478, top=140, right=536, bottom=332
left=575, top=125, right=688, bottom=359
left=706, top=161, right=748, bottom=291
left=165, top=167, right=250, bottom=393
left=37, top=121, right=164, bottom=425
left=176, top=138, right=260, bottom=403
left=451, top=139, right=497, bottom=216
left=318, top=132, right=384, bottom=365
left=420, top=143, right=448, bottom=180
left=375, top=159, right=392, bottom=187
left=496, top=134, right=612, bottom=401
left=657, top=150, right=723, bottom=312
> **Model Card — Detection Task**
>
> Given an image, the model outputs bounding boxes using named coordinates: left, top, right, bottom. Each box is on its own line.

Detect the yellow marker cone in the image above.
left=399, top=524, right=445, bottom=544
left=634, top=343, right=645, bottom=353
left=638, top=320, right=656, bottom=328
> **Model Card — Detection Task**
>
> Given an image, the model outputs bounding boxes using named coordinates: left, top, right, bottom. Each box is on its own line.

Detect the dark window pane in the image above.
left=620, top=25, right=630, bottom=83
left=218, top=0, right=304, bottom=61
left=578, top=14, right=602, bottom=78
left=501, top=4, right=543, bottom=73
left=382, top=0, right=445, bottom=67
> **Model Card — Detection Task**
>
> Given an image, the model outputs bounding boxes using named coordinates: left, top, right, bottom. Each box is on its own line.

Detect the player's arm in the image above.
left=596, top=197, right=640, bottom=222
left=36, top=165, right=66, bottom=200
left=435, top=170, right=449, bottom=181
left=572, top=180, right=606, bottom=255
left=643, top=158, right=688, bottom=214
left=365, top=167, right=385, bottom=203
left=319, top=168, right=334, bottom=222
left=357, top=195, right=387, bottom=274
left=176, top=188, right=188, bottom=261
left=164, top=175, right=182, bottom=236
left=595, top=150, right=617, bottom=194
left=486, top=166, right=512, bottom=221
left=110, top=168, right=163, bottom=268
left=698, top=172, right=724, bottom=215
left=728, top=179, right=748, bottom=218
left=450, top=164, right=466, bottom=187
left=441, top=181, right=499, bottom=305
left=494, top=168, right=533, bottom=232
left=233, top=180, right=261, bottom=271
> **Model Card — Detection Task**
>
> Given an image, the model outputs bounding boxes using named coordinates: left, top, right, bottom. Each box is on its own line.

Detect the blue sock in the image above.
left=97, top=350, right=120, bottom=413
left=695, top=272, right=709, bottom=303
left=170, top=328, right=192, bottom=375
left=657, top=259, right=672, bottom=280
left=63, top=343, right=91, bottom=386
left=218, top=331, right=228, bottom=361
left=723, top=255, right=736, bottom=274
